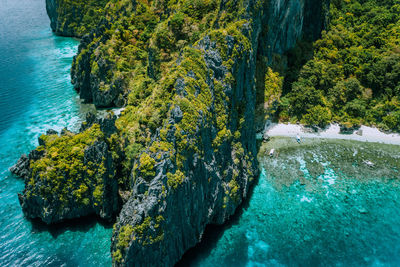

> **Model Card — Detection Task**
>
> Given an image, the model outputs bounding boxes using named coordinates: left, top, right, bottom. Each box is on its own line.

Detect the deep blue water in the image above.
left=0, top=0, right=112, bottom=266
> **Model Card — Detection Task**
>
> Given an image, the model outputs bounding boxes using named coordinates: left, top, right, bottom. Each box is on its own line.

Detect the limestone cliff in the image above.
left=45, top=0, right=108, bottom=37
left=12, top=114, right=121, bottom=224
left=109, top=0, right=329, bottom=266
left=13, top=0, right=328, bottom=264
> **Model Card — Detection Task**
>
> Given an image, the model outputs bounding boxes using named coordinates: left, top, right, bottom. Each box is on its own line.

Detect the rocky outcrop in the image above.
left=71, top=24, right=127, bottom=108
left=10, top=150, right=43, bottom=180
left=14, top=114, right=121, bottom=224
left=111, top=33, right=259, bottom=266
left=45, top=0, right=122, bottom=107
left=45, top=0, right=108, bottom=37
left=37, top=0, right=329, bottom=264
left=110, top=1, right=329, bottom=266
left=45, top=0, right=60, bottom=35
left=10, top=129, right=58, bottom=179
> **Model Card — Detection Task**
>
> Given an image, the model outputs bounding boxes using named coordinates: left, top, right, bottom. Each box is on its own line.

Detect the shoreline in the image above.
left=258, top=123, right=400, bottom=146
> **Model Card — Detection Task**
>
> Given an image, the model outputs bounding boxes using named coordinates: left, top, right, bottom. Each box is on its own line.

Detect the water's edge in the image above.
left=0, top=1, right=111, bottom=265
left=179, top=137, right=400, bottom=266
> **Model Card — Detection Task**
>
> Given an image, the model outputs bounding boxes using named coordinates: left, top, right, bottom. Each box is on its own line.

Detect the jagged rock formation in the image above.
left=71, top=23, right=127, bottom=108
left=45, top=0, right=108, bottom=37
left=45, top=0, right=119, bottom=107
left=12, top=114, right=121, bottom=224
left=108, top=0, right=329, bottom=266
left=13, top=0, right=329, bottom=265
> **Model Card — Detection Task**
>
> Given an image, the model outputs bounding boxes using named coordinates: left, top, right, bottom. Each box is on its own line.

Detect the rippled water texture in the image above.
left=184, top=138, right=400, bottom=267
left=0, top=0, right=111, bottom=266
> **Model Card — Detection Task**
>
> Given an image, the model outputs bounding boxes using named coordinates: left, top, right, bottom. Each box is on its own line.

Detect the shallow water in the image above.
left=0, top=0, right=111, bottom=266
left=183, top=139, right=400, bottom=267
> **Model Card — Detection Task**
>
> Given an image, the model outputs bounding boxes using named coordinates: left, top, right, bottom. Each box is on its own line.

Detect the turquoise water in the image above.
left=0, top=0, right=112, bottom=266
left=183, top=166, right=400, bottom=266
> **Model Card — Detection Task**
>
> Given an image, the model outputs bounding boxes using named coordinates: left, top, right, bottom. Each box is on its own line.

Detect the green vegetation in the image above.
left=114, top=214, right=165, bottom=261
left=133, top=215, right=165, bottom=246
left=33, top=0, right=400, bottom=263
left=113, top=224, right=134, bottom=263
left=167, top=170, right=185, bottom=189
left=26, top=124, right=112, bottom=214
left=138, top=153, right=156, bottom=180
left=279, top=0, right=400, bottom=131
left=71, top=0, right=259, bottom=194
left=32, top=0, right=258, bottom=227
left=55, top=0, right=108, bottom=36
left=63, top=3, right=261, bottom=261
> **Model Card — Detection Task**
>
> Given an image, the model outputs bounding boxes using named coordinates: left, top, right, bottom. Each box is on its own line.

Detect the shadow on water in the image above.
left=176, top=152, right=262, bottom=266
left=30, top=214, right=114, bottom=239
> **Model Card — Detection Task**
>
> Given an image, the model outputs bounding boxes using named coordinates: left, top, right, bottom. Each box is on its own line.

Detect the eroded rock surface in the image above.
left=13, top=114, right=120, bottom=224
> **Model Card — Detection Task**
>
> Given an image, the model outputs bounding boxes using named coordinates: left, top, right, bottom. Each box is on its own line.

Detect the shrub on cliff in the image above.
left=19, top=123, right=119, bottom=223
left=49, top=0, right=109, bottom=37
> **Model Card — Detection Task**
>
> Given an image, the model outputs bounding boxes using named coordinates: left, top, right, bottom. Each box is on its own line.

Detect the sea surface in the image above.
left=180, top=138, right=400, bottom=267
left=0, top=0, right=112, bottom=266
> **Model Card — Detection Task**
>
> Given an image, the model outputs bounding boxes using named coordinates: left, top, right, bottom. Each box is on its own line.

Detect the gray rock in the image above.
left=111, top=1, right=329, bottom=266
left=9, top=154, right=30, bottom=179
left=263, top=132, right=271, bottom=142
left=14, top=113, right=121, bottom=224
left=170, top=106, right=183, bottom=124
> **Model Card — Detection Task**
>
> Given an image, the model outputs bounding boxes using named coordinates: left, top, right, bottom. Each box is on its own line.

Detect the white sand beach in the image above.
left=261, top=123, right=400, bottom=146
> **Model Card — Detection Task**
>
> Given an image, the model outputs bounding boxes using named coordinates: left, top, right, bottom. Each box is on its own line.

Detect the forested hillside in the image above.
left=279, top=0, right=400, bottom=131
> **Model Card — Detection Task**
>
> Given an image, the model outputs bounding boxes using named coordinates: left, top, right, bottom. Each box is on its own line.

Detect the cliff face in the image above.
left=45, top=0, right=108, bottom=37
left=261, top=0, right=328, bottom=60
left=45, top=0, right=59, bottom=35
left=109, top=0, right=329, bottom=266
left=45, top=0, right=114, bottom=107
left=71, top=22, right=127, bottom=107
left=12, top=114, right=121, bottom=224
left=14, top=0, right=328, bottom=264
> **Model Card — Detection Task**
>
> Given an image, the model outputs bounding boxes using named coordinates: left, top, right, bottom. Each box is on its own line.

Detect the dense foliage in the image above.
left=70, top=0, right=261, bottom=263
left=24, top=124, right=117, bottom=219
left=71, top=0, right=258, bottom=186
left=55, top=0, right=108, bottom=37
left=280, top=0, right=400, bottom=131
